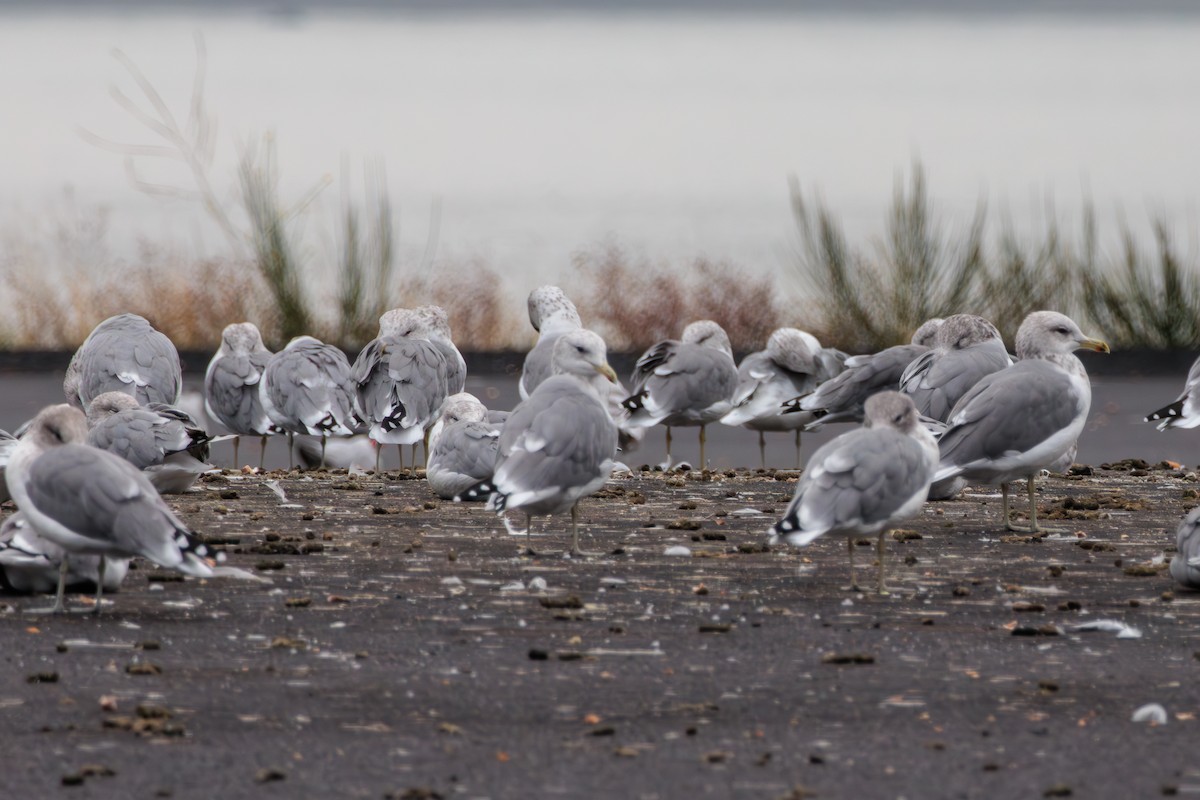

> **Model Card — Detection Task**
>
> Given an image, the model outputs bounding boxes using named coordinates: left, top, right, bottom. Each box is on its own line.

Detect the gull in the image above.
left=85, top=392, right=213, bottom=494
left=768, top=392, right=938, bottom=594
left=350, top=309, right=450, bottom=472
left=520, top=286, right=584, bottom=399
left=205, top=322, right=277, bottom=469
left=261, top=336, right=359, bottom=469
left=426, top=393, right=502, bottom=500
left=458, top=330, right=618, bottom=556
left=622, top=320, right=738, bottom=468
left=4, top=405, right=220, bottom=614
left=1146, top=354, right=1200, bottom=431
left=899, top=314, right=1012, bottom=422
left=64, top=313, right=182, bottom=411
left=789, top=318, right=943, bottom=428
left=935, top=311, right=1109, bottom=532
left=720, top=327, right=842, bottom=468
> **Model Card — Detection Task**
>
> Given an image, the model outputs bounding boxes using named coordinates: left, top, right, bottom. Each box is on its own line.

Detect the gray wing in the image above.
left=427, top=421, right=501, bottom=498
left=268, top=345, right=358, bottom=435
left=641, top=344, right=738, bottom=418
left=937, top=361, right=1083, bottom=469
left=353, top=337, right=448, bottom=439
left=432, top=340, right=466, bottom=394
left=1171, top=506, right=1200, bottom=589
left=495, top=378, right=618, bottom=499
left=520, top=331, right=563, bottom=399
left=87, top=409, right=197, bottom=470
left=781, top=428, right=933, bottom=538
left=629, top=339, right=680, bottom=393
left=24, top=445, right=205, bottom=571
left=803, top=344, right=927, bottom=423
left=901, top=339, right=1011, bottom=422
left=76, top=317, right=182, bottom=409
left=206, top=351, right=273, bottom=435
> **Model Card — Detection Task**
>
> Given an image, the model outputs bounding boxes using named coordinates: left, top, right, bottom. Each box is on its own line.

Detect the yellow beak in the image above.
left=1078, top=337, right=1110, bottom=353
left=596, top=363, right=618, bottom=383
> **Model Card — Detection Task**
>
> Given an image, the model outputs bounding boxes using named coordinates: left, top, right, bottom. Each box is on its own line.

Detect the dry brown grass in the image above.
left=391, top=257, right=523, bottom=352
left=572, top=238, right=785, bottom=352
left=4, top=255, right=267, bottom=350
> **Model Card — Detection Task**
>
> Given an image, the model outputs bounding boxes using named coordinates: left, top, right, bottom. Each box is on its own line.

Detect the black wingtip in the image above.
left=1145, top=400, right=1183, bottom=424
left=455, top=480, right=496, bottom=504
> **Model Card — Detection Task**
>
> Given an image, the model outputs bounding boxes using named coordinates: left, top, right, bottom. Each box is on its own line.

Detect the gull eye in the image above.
left=575, top=345, right=586, bottom=354
left=1054, top=326, right=1070, bottom=335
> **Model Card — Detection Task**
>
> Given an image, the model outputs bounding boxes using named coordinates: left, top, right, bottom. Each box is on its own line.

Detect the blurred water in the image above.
left=2, top=9, right=1198, bottom=288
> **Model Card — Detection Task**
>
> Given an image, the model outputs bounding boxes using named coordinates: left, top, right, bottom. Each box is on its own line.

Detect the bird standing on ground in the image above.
left=934, top=311, right=1109, bottom=532
left=350, top=309, right=450, bottom=472
left=205, top=322, right=277, bottom=469
left=768, top=391, right=938, bottom=594
left=622, top=320, right=738, bottom=468
left=64, top=313, right=182, bottom=412
left=720, top=327, right=840, bottom=468
left=261, top=336, right=359, bottom=470
left=458, top=330, right=619, bottom=557
left=4, top=405, right=218, bottom=613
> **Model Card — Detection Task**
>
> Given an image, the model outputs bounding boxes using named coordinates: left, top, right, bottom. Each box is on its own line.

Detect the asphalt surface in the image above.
left=2, top=459, right=1200, bottom=800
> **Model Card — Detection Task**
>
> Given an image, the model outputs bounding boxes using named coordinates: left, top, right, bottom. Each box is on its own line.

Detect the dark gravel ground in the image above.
left=3, top=460, right=1200, bottom=800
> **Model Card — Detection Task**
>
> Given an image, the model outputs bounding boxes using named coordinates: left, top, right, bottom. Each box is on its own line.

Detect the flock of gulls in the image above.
left=4, top=284, right=1200, bottom=614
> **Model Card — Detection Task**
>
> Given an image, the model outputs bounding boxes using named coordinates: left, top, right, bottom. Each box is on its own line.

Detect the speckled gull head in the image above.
left=911, top=318, right=944, bottom=348
left=527, top=286, right=581, bottom=333
left=681, top=320, right=733, bottom=356
left=221, top=322, right=267, bottom=354
left=766, top=328, right=817, bottom=374
left=413, top=305, right=454, bottom=338
left=25, top=404, right=90, bottom=453
left=936, top=314, right=1003, bottom=350
left=377, top=308, right=420, bottom=339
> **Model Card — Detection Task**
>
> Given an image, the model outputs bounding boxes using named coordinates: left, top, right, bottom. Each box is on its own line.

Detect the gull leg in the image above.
left=411, top=444, right=419, bottom=472
left=843, top=537, right=861, bottom=592
left=665, top=426, right=673, bottom=464
left=320, top=435, right=328, bottom=470
left=375, top=444, right=382, bottom=475
left=91, top=557, right=106, bottom=615
left=1001, top=482, right=1013, bottom=530
left=875, top=531, right=889, bottom=596
left=1028, top=475, right=1039, bottom=532
left=422, top=429, right=432, bottom=470
left=794, top=429, right=802, bottom=470
left=758, top=431, right=766, bottom=469
left=259, top=435, right=267, bottom=471
left=397, top=445, right=404, bottom=472
left=287, top=432, right=295, bottom=470
left=232, top=437, right=240, bottom=470
left=699, top=424, right=707, bottom=469
left=569, top=504, right=600, bottom=558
